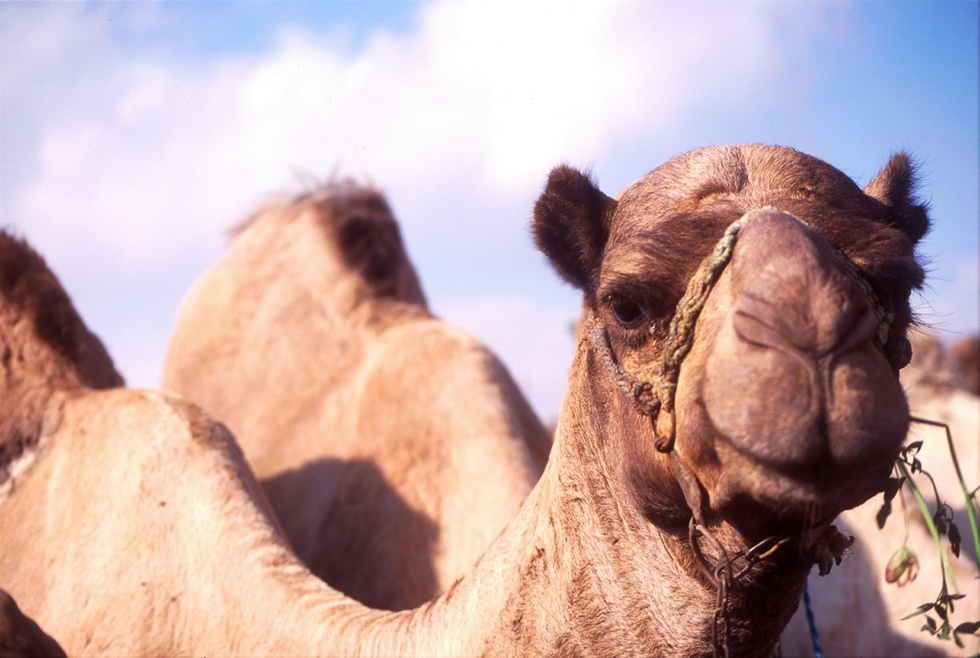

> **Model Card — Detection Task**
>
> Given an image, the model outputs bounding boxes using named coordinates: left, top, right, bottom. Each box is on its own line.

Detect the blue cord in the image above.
left=803, top=580, right=823, bottom=658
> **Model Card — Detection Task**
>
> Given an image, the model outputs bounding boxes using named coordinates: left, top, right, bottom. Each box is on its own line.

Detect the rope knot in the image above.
left=629, top=382, right=660, bottom=417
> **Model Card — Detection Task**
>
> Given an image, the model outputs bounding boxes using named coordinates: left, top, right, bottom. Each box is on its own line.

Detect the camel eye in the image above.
left=609, top=297, right=646, bottom=328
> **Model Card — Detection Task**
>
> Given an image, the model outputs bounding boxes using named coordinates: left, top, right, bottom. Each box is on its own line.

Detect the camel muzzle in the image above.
left=702, top=209, right=908, bottom=510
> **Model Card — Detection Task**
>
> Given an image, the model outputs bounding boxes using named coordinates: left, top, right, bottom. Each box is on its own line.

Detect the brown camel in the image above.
left=163, top=181, right=552, bottom=610
left=0, top=144, right=930, bottom=656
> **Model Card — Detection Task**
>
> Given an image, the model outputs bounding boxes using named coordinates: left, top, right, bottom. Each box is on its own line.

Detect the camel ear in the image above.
left=532, top=166, right=616, bottom=291
left=863, top=153, right=930, bottom=244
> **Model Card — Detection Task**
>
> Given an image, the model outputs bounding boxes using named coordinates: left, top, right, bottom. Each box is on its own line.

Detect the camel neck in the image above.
left=391, top=438, right=711, bottom=656
left=267, top=351, right=810, bottom=657
left=169, top=381, right=805, bottom=657
left=389, top=359, right=810, bottom=657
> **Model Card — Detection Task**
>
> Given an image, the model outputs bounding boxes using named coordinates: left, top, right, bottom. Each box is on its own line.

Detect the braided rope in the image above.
left=656, top=211, right=752, bottom=410
left=826, top=247, right=894, bottom=349
left=586, top=210, right=754, bottom=451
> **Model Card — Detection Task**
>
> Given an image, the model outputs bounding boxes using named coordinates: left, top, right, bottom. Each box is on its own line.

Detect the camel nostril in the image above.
left=732, top=307, right=788, bottom=350
left=832, top=304, right=877, bottom=355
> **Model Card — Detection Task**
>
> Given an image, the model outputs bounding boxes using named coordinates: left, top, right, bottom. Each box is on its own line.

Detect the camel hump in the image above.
left=1, top=231, right=123, bottom=498
left=315, top=183, right=406, bottom=295
left=0, top=231, right=122, bottom=391
left=233, top=181, right=426, bottom=306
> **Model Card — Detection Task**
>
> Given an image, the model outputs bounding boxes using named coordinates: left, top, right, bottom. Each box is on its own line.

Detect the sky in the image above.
left=1, top=1, right=977, bottom=422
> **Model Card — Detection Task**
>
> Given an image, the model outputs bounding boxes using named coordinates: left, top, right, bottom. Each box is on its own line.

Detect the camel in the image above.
left=163, top=181, right=552, bottom=610
left=781, top=332, right=980, bottom=657
left=0, top=143, right=931, bottom=656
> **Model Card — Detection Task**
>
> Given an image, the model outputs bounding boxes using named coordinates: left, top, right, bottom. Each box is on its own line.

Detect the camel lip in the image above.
left=710, top=439, right=897, bottom=524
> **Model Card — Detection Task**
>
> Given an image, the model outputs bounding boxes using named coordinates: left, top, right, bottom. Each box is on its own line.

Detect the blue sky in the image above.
left=1, top=1, right=977, bottom=421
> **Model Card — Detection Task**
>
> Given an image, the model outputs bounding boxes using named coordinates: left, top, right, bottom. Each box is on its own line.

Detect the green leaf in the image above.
left=949, top=522, right=962, bottom=557
left=903, top=602, right=935, bottom=620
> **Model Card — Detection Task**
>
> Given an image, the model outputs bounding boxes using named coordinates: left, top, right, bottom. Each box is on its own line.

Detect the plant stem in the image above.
left=911, top=416, right=980, bottom=566
left=896, top=458, right=958, bottom=593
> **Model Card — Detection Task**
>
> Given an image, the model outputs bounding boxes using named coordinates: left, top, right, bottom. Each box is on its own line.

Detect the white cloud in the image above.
left=6, top=1, right=822, bottom=257
left=4, top=0, right=917, bottom=420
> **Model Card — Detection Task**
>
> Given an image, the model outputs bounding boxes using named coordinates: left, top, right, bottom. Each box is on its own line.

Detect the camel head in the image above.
left=533, top=145, right=928, bottom=546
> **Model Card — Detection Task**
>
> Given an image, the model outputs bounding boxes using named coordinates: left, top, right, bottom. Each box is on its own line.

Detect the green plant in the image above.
left=877, top=417, right=980, bottom=655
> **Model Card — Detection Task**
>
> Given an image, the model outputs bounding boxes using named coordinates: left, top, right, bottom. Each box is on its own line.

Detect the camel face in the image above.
left=534, top=144, right=927, bottom=535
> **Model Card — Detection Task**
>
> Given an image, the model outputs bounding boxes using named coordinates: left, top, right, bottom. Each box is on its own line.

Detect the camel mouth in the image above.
left=708, top=419, right=905, bottom=524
